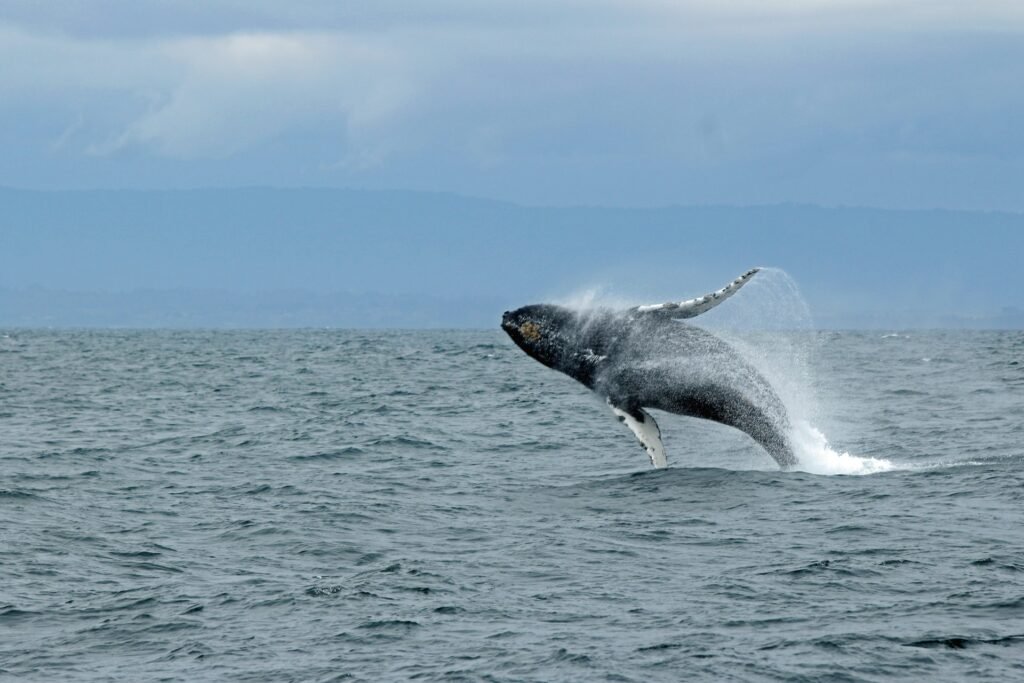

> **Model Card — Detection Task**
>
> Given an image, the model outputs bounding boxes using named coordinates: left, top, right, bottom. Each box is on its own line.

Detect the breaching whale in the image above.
left=501, top=268, right=797, bottom=469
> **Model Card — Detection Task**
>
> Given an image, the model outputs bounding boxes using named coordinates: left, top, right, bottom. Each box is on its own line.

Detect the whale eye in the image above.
left=519, top=321, right=541, bottom=342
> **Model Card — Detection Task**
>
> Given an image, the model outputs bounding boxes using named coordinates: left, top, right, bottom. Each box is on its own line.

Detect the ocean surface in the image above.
left=2, top=328, right=1023, bottom=681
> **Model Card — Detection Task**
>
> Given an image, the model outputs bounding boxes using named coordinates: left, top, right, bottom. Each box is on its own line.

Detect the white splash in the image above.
left=698, top=268, right=903, bottom=476
left=790, top=421, right=897, bottom=475
left=553, top=286, right=631, bottom=311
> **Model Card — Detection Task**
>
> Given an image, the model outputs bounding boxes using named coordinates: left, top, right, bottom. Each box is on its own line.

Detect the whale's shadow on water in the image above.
left=522, top=463, right=924, bottom=519
left=534, top=467, right=819, bottom=507
left=591, top=466, right=805, bottom=490
left=554, top=464, right=899, bottom=492
left=905, top=634, right=1024, bottom=650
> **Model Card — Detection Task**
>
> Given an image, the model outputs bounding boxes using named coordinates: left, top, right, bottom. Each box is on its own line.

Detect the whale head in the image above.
left=501, top=304, right=578, bottom=371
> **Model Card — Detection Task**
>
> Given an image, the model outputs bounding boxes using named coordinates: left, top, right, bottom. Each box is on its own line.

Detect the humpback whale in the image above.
left=501, top=268, right=797, bottom=469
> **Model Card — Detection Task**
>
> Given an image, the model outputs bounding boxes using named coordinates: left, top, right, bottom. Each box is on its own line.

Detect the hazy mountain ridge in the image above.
left=2, top=187, right=1022, bottom=329
left=0, top=287, right=503, bottom=329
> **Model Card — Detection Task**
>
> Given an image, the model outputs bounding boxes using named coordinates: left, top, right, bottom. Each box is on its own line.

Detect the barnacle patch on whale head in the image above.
left=519, top=321, right=541, bottom=342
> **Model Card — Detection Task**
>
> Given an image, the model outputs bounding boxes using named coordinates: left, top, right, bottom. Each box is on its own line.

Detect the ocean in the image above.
left=2, top=327, right=1023, bottom=681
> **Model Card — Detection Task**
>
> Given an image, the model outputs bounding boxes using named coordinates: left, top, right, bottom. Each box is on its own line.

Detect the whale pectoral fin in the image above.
left=631, top=267, right=759, bottom=319
left=609, top=401, right=667, bottom=468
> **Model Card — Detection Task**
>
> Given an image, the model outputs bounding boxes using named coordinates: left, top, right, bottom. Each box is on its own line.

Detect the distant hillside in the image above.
left=1, top=187, right=1022, bottom=328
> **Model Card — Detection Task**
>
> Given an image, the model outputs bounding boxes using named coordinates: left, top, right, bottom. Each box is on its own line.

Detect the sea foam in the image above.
left=789, top=421, right=896, bottom=475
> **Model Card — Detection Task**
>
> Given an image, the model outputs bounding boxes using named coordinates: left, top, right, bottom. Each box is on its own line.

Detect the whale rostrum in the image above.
left=501, top=268, right=797, bottom=469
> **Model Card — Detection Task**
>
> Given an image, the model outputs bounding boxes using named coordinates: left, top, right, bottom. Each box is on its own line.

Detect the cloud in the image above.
left=103, top=32, right=419, bottom=158
left=0, top=2, right=1023, bottom=207
left=4, top=1, right=1024, bottom=37
left=0, top=25, right=424, bottom=160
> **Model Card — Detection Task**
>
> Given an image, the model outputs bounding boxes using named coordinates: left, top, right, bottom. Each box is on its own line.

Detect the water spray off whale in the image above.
left=502, top=268, right=895, bottom=475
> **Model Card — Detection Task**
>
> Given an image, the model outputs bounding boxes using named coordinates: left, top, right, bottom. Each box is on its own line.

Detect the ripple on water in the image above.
left=1, top=329, right=1023, bottom=681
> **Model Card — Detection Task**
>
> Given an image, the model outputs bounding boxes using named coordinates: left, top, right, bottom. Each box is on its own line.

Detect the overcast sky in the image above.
left=2, top=1, right=1023, bottom=209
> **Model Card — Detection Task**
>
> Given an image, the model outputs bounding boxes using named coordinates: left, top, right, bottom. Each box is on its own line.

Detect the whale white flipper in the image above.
left=632, top=268, right=759, bottom=318
left=610, top=402, right=667, bottom=468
